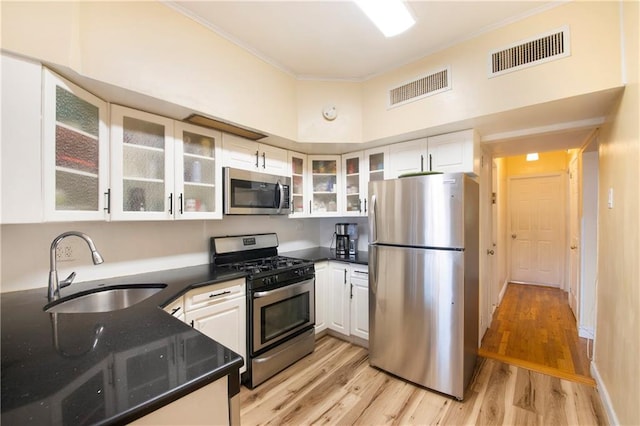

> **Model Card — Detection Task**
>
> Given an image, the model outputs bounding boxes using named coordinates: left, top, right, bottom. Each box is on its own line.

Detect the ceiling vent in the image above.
left=489, top=26, right=570, bottom=77
left=388, top=66, right=451, bottom=108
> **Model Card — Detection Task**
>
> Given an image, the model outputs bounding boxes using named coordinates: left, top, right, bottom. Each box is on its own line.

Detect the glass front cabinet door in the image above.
left=42, top=69, right=109, bottom=221
left=110, top=105, right=174, bottom=220
left=309, top=156, right=341, bottom=216
left=288, top=151, right=308, bottom=217
left=341, top=152, right=365, bottom=217
left=174, top=122, right=222, bottom=219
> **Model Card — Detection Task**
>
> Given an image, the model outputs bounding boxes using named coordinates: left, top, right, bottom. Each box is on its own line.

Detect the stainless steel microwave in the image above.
left=223, top=167, right=291, bottom=215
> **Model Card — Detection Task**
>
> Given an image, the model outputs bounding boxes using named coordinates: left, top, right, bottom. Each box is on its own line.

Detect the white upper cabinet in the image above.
left=1, top=54, right=44, bottom=224
left=110, top=105, right=175, bottom=220
left=288, top=151, right=309, bottom=217
left=427, top=129, right=480, bottom=176
left=388, top=130, right=480, bottom=178
left=364, top=146, right=390, bottom=183
left=308, top=155, right=342, bottom=216
left=174, top=122, right=223, bottom=220
left=42, top=69, right=110, bottom=222
left=388, top=138, right=428, bottom=178
left=222, top=134, right=288, bottom=176
left=111, top=106, right=223, bottom=221
left=340, top=147, right=390, bottom=217
left=341, top=151, right=366, bottom=217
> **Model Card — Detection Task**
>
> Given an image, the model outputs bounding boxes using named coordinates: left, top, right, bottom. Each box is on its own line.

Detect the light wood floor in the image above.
left=479, top=283, right=594, bottom=386
left=239, top=336, right=607, bottom=425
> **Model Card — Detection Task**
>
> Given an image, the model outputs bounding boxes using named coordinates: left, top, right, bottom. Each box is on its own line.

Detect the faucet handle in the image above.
left=60, top=272, right=76, bottom=288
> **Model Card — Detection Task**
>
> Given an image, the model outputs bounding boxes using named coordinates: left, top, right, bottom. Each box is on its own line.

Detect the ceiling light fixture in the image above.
left=354, top=0, right=416, bottom=38
left=526, top=152, right=539, bottom=161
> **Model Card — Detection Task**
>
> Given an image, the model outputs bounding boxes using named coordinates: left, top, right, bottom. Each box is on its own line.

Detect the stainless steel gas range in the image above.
left=210, top=233, right=315, bottom=388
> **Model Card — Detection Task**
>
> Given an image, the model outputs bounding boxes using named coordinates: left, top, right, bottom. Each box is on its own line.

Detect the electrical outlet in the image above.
left=55, top=243, right=75, bottom=262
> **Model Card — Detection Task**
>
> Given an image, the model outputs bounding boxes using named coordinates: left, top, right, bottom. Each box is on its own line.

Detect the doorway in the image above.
left=480, top=149, right=595, bottom=384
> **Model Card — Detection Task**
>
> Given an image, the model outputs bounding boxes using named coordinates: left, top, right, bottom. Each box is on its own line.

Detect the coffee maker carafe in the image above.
left=335, top=223, right=358, bottom=257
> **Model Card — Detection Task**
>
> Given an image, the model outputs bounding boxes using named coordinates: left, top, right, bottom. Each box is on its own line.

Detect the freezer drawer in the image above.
left=368, top=244, right=476, bottom=399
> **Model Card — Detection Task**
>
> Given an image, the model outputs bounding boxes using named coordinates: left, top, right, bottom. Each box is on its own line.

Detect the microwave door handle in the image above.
left=276, top=180, right=284, bottom=213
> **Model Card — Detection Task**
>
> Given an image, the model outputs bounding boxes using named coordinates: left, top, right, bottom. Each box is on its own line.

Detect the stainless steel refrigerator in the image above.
left=368, top=172, right=479, bottom=400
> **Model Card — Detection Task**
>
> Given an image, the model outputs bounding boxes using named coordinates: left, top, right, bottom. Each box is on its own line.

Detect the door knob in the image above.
left=511, top=234, right=517, bottom=239
left=570, top=245, right=578, bottom=250
left=487, top=249, right=495, bottom=255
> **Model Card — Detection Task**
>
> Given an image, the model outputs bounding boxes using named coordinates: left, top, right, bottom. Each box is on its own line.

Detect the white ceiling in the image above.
left=169, top=1, right=559, bottom=81
left=166, top=1, right=618, bottom=157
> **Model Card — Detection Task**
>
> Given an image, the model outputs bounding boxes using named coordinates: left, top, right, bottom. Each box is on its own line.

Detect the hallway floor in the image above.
left=479, top=283, right=594, bottom=386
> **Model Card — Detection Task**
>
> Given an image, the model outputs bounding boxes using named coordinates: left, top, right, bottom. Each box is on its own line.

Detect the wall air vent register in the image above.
left=489, top=26, right=570, bottom=77
left=388, top=66, right=451, bottom=108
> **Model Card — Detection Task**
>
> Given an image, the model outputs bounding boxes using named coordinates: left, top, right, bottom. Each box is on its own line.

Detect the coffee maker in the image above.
left=335, top=223, right=358, bottom=257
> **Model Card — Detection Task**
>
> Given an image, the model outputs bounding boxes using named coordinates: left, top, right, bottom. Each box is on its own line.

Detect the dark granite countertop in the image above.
left=1, top=264, right=246, bottom=425
left=281, top=247, right=369, bottom=265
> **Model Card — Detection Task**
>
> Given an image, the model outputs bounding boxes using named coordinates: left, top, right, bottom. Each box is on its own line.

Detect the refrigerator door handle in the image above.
left=370, top=195, right=378, bottom=243
left=369, top=245, right=378, bottom=297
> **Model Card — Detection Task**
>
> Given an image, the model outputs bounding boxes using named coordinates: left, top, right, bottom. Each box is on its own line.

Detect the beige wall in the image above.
left=362, top=1, right=622, bottom=142
left=593, top=1, right=640, bottom=424
left=1, top=1, right=300, bottom=140
left=1, top=1, right=624, bottom=146
left=505, top=150, right=568, bottom=176
left=296, top=80, right=363, bottom=144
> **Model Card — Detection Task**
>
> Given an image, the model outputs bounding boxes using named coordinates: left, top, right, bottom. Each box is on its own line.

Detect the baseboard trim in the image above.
left=498, top=279, right=509, bottom=305
left=578, top=325, right=595, bottom=339
left=591, top=362, right=620, bottom=425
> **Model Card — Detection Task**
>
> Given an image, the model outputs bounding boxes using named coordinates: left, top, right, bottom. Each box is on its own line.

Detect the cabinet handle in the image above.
left=169, top=193, right=173, bottom=215
left=353, top=270, right=368, bottom=275
left=209, top=290, right=231, bottom=298
left=420, top=155, right=424, bottom=172
left=190, top=320, right=194, bottom=328
left=262, top=152, right=266, bottom=168
left=103, top=188, right=111, bottom=214
left=255, top=150, right=260, bottom=168
left=358, top=198, right=362, bottom=213
left=309, top=200, right=312, bottom=214
left=179, top=193, right=184, bottom=214
left=429, top=154, right=433, bottom=172
left=170, top=306, right=181, bottom=316
left=350, top=283, right=353, bottom=299
left=344, top=269, right=347, bottom=284
left=364, top=198, right=367, bottom=214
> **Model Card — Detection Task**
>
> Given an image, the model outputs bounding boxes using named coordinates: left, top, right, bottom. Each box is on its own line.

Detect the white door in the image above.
left=349, top=267, right=369, bottom=340
left=509, top=175, right=565, bottom=287
left=568, top=157, right=580, bottom=316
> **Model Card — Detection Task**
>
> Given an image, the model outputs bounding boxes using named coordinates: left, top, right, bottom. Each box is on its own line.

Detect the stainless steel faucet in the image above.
left=48, top=231, right=104, bottom=301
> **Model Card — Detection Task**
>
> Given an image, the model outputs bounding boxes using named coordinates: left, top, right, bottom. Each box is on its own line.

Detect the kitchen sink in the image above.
left=44, top=284, right=166, bottom=314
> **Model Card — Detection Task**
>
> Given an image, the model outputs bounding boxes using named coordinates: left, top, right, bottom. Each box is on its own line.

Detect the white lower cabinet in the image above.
left=349, top=265, right=369, bottom=340
left=314, top=261, right=328, bottom=334
left=325, top=262, right=369, bottom=342
left=328, top=262, right=351, bottom=336
left=182, top=279, right=247, bottom=374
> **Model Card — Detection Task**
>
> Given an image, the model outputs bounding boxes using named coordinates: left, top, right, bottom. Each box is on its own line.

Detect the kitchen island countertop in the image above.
left=1, top=264, right=246, bottom=425
left=281, top=247, right=368, bottom=265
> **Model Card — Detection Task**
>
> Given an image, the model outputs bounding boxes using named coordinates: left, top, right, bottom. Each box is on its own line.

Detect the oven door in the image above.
left=252, top=278, right=315, bottom=353
left=224, top=167, right=290, bottom=215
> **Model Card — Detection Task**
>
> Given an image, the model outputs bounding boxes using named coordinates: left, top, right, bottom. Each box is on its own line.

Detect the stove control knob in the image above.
left=274, top=274, right=279, bottom=282
left=264, top=277, right=272, bottom=286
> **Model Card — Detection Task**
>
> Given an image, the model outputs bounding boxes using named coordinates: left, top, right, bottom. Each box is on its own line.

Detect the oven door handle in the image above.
left=253, top=279, right=312, bottom=299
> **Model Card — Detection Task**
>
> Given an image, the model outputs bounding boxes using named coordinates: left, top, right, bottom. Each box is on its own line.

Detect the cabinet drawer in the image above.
left=185, top=278, right=245, bottom=311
